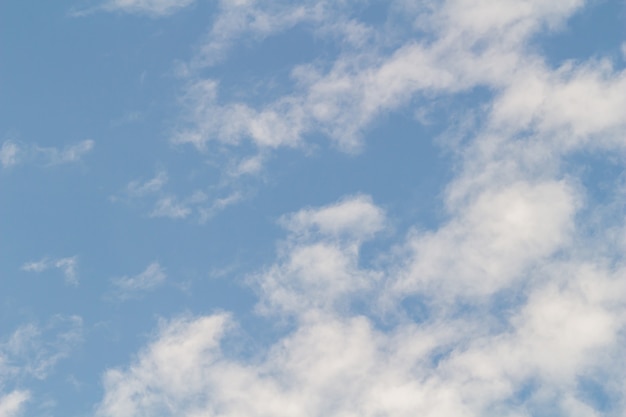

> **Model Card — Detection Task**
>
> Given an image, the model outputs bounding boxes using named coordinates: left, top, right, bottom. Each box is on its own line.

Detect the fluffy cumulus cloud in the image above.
left=92, top=0, right=626, bottom=416
left=95, top=192, right=626, bottom=417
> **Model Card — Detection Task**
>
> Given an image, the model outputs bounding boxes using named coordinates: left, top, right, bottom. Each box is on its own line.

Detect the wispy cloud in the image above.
left=70, top=0, right=196, bottom=17
left=0, top=139, right=94, bottom=169
left=126, top=171, right=168, bottom=197
left=0, top=141, right=20, bottom=168
left=115, top=170, right=241, bottom=222
left=111, top=262, right=167, bottom=299
left=149, top=190, right=210, bottom=219
left=34, top=139, right=95, bottom=166
left=21, top=256, right=79, bottom=286
left=0, top=315, right=83, bottom=381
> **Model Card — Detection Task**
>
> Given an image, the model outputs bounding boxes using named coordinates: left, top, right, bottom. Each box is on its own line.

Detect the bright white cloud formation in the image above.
left=96, top=191, right=626, bottom=416
left=0, top=391, right=30, bottom=417
left=21, top=256, right=79, bottom=286
left=94, top=0, right=626, bottom=415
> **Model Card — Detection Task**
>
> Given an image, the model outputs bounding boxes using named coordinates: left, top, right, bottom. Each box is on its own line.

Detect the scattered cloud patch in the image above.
left=115, top=170, right=241, bottom=222
left=35, top=139, right=94, bottom=166
left=150, top=194, right=200, bottom=219
left=126, top=171, right=168, bottom=197
left=21, top=256, right=79, bottom=286
left=0, top=141, right=20, bottom=168
left=0, top=139, right=94, bottom=168
left=71, top=0, right=196, bottom=17
left=102, top=0, right=196, bottom=16
left=111, top=262, right=166, bottom=299
left=0, top=316, right=83, bottom=380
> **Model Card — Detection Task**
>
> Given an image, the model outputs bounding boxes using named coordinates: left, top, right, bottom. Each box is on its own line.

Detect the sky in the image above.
left=1, top=0, right=626, bottom=416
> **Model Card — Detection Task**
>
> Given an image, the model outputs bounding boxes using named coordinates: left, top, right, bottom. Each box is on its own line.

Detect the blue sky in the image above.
left=1, top=0, right=626, bottom=416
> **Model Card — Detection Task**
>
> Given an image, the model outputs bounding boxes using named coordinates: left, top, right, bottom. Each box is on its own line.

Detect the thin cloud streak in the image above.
left=21, top=256, right=80, bottom=286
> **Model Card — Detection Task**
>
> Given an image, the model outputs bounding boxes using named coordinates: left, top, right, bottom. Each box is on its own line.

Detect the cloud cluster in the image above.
left=171, top=0, right=604, bottom=155
left=95, top=187, right=626, bottom=416
left=0, top=317, right=83, bottom=417
left=114, top=170, right=241, bottom=222
left=92, top=0, right=626, bottom=415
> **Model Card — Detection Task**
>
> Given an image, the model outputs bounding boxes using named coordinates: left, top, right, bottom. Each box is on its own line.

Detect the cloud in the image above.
left=184, top=0, right=329, bottom=70
left=150, top=195, right=196, bottom=219
left=96, top=314, right=230, bottom=417
left=95, top=194, right=626, bottom=417
left=1, top=139, right=94, bottom=168
left=94, top=0, right=626, bottom=416
left=0, top=316, right=83, bottom=417
left=21, top=256, right=79, bottom=286
left=125, top=171, right=168, bottom=197
left=0, top=391, right=30, bottom=417
left=111, top=262, right=167, bottom=299
left=115, top=170, right=242, bottom=222
left=34, top=139, right=94, bottom=166
left=1, top=316, right=83, bottom=380
left=72, top=0, right=196, bottom=17
left=389, top=181, right=579, bottom=301
left=280, top=194, right=386, bottom=241
left=0, top=141, right=20, bottom=168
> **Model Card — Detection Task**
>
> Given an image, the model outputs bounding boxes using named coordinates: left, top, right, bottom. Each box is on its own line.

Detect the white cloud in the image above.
left=96, top=314, right=230, bottom=417
left=280, top=194, right=386, bottom=241
left=186, top=0, right=328, bottom=70
left=0, top=391, right=30, bottom=417
left=35, top=139, right=94, bottom=166
left=94, top=194, right=626, bottom=415
left=98, top=0, right=195, bottom=16
left=389, top=180, right=579, bottom=301
left=95, top=0, right=626, bottom=415
left=0, top=317, right=82, bottom=417
left=0, top=141, right=20, bottom=168
left=1, top=316, right=83, bottom=380
left=1, top=139, right=94, bottom=168
left=126, top=171, right=168, bottom=197
left=117, top=169, right=240, bottom=222
left=197, top=191, right=242, bottom=223
left=150, top=196, right=194, bottom=219
left=111, top=262, right=167, bottom=298
left=21, top=256, right=79, bottom=286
